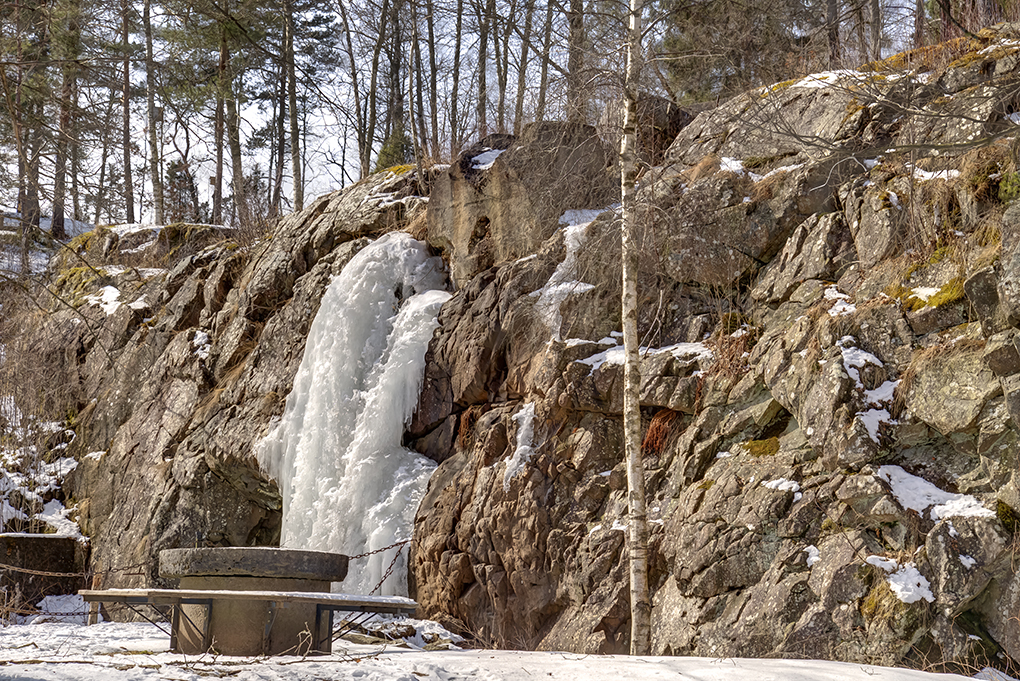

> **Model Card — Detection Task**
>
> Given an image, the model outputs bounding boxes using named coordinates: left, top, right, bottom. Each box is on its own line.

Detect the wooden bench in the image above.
left=79, top=588, right=418, bottom=655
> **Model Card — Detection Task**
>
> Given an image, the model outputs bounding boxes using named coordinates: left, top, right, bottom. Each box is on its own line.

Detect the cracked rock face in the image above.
left=408, top=29, right=1020, bottom=669
left=57, top=170, right=431, bottom=587
left=427, top=121, right=619, bottom=288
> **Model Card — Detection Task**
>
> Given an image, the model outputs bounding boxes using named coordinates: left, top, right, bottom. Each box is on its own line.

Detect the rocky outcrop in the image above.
left=427, top=122, right=618, bottom=287
left=407, top=25, right=1020, bottom=673
left=53, top=169, right=434, bottom=585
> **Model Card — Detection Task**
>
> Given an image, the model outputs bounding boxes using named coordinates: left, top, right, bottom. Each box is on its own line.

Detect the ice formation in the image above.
left=259, top=232, right=449, bottom=596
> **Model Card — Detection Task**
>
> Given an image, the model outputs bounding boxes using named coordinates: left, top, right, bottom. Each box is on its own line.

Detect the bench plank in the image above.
left=78, top=588, right=417, bottom=613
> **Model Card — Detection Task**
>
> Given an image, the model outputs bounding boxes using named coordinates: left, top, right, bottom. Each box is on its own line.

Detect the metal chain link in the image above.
left=369, top=544, right=406, bottom=595
left=0, top=560, right=150, bottom=580
left=347, top=539, right=409, bottom=561
left=0, top=562, right=84, bottom=578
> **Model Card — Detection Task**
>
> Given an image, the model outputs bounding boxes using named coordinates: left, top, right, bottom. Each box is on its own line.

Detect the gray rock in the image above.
left=907, top=345, right=1002, bottom=435
left=752, top=212, right=856, bottom=304
left=427, top=122, right=619, bottom=287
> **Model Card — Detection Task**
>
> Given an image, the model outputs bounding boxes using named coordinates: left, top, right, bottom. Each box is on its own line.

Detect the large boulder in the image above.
left=427, top=122, right=619, bottom=287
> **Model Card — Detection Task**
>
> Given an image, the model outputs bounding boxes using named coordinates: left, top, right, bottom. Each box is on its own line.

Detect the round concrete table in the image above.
left=159, top=547, right=349, bottom=656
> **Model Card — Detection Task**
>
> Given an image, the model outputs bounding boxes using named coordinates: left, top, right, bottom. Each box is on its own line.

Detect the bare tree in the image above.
left=285, top=0, right=303, bottom=211
left=565, top=0, right=584, bottom=123
left=450, top=0, right=464, bottom=156
left=52, top=0, right=82, bottom=241
left=121, top=0, right=135, bottom=223
left=620, top=0, right=650, bottom=656
left=144, top=0, right=164, bottom=224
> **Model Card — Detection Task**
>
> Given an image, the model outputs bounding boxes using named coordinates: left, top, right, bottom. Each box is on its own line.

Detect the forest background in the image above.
left=0, top=0, right=1007, bottom=248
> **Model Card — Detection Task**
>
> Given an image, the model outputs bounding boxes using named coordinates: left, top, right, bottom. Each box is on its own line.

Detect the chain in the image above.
left=0, top=560, right=150, bottom=580
left=0, top=562, right=83, bottom=578
left=3, top=543, right=416, bottom=605
left=370, top=544, right=407, bottom=595
left=346, top=539, right=409, bottom=561
left=344, top=540, right=412, bottom=596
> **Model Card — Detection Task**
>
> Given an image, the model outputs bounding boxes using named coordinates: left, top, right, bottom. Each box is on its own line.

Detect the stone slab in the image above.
left=159, top=547, right=349, bottom=581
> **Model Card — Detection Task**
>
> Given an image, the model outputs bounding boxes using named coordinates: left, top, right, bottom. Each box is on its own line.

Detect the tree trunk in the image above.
left=337, top=0, right=368, bottom=178
left=410, top=0, right=428, bottom=159
left=271, top=64, right=285, bottom=217
left=493, top=0, right=509, bottom=133
left=122, top=0, right=135, bottom=223
left=52, top=0, right=80, bottom=241
left=227, top=91, right=247, bottom=227
left=566, top=0, right=585, bottom=123
left=144, top=0, right=164, bottom=224
left=94, top=96, right=115, bottom=226
left=70, top=78, right=82, bottom=222
left=870, top=0, right=882, bottom=62
left=25, top=101, right=43, bottom=233
left=385, top=0, right=405, bottom=161
left=620, top=0, right=650, bottom=656
left=285, top=0, right=303, bottom=211
left=513, top=0, right=535, bottom=134
left=366, top=0, right=390, bottom=175
left=914, top=0, right=925, bottom=47
left=425, top=0, right=439, bottom=158
left=450, top=0, right=463, bottom=156
left=535, top=0, right=554, bottom=123
left=854, top=4, right=866, bottom=63
left=827, top=0, right=840, bottom=68
left=476, top=0, right=490, bottom=136
left=213, top=30, right=227, bottom=225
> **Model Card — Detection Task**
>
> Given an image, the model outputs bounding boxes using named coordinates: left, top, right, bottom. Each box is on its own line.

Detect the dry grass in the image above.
left=641, top=409, right=680, bottom=456
left=456, top=405, right=485, bottom=452
left=407, top=212, right=428, bottom=241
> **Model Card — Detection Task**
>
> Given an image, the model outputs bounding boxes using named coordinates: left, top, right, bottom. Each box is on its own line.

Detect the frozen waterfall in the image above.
left=259, top=232, right=450, bottom=596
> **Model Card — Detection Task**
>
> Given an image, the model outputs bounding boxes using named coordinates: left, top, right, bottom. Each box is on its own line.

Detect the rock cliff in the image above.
left=408, top=27, right=1020, bottom=668
left=24, top=24, right=1020, bottom=673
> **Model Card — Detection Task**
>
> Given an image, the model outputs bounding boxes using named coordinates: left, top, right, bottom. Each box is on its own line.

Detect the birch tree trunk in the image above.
left=620, top=0, right=651, bottom=655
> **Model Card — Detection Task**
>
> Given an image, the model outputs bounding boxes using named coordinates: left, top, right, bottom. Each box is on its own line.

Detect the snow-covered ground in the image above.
left=0, top=617, right=1007, bottom=681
